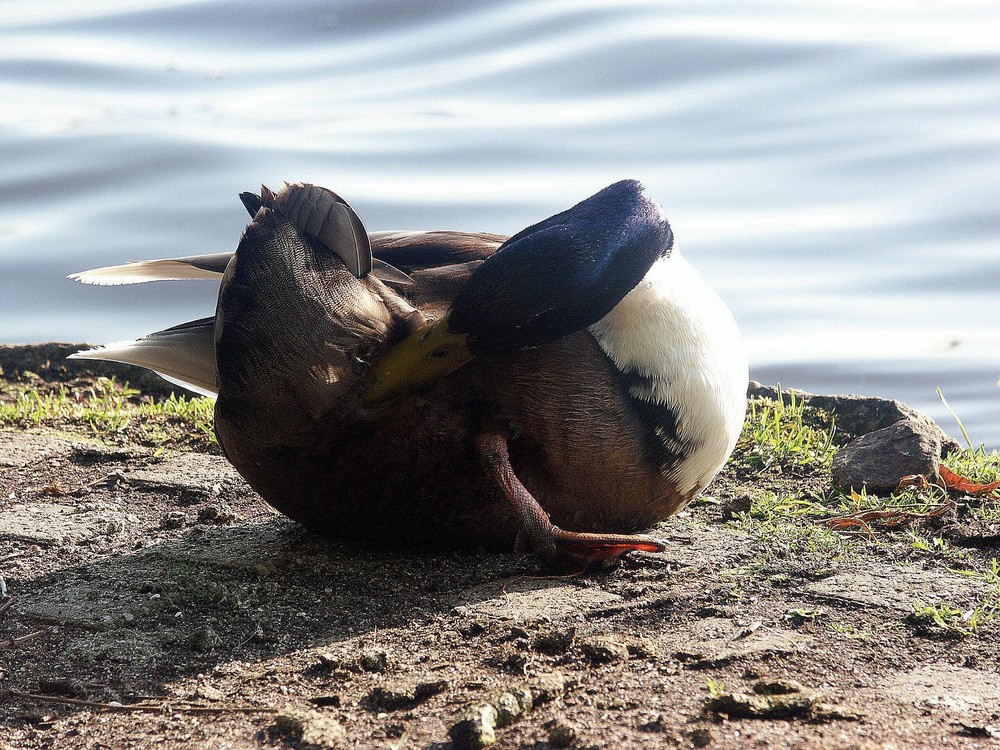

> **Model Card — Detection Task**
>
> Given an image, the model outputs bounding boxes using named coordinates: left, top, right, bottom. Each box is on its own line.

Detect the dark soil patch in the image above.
left=2, top=357, right=999, bottom=749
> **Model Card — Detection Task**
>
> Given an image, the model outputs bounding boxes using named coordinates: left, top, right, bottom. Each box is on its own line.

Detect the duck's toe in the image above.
left=475, top=431, right=665, bottom=565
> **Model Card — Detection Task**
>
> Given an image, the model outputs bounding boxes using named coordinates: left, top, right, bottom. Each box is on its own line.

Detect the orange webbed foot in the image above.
left=475, top=432, right=665, bottom=564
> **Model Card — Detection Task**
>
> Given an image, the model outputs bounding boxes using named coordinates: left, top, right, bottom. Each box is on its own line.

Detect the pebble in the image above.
left=531, top=672, right=566, bottom=704
left=187, top=625, right=222, bottom=653
left=547, top=719, right=577, bottom=748
left=449, top=687, right=534, bottom=749
left=450, top=705, right=498, bottom=749
left=159, top=511, right=187, bottom=530
left=832, top=417, right=942, bottom=493
left=359, top=649, right=390, bottom=673
left=195, top=684, right=224, bottom=702
left=577, top=634, right=629, bottom=664
left=273, top=710, right=346, bottom=749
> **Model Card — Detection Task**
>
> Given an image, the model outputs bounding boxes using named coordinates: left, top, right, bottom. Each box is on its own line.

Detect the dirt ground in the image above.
left=1, top=354, right=999, bottom=749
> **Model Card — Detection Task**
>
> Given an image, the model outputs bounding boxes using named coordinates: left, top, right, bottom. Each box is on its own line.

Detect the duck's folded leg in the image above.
left=474, top=433, right=666, bottom=563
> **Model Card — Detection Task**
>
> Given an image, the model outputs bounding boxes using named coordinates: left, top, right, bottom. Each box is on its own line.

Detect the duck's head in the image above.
left=365, top=179, right=672, bottom=404
left=215, top=184, right=422, bottom=436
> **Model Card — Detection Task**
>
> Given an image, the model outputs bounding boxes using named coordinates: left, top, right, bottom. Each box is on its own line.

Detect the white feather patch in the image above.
left=589, top=249, right=748, bottom=497
left=68, top=259, right=224, bottom=286
left=70, top=329, right=218, bottom=398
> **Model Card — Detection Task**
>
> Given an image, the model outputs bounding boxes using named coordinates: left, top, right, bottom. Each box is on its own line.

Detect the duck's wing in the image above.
left=365, top=180, right=673, bottom=403
left=370, top=230, right=505, bottom=271
left=67, top=231, right=505, bottom=291
left=370, top=231, right=506, bottom=319
left=68, top=317, right=218, bottom=397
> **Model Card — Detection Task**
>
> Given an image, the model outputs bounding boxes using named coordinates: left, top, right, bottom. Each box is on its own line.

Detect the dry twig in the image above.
left=3, top=688, right=276, bottom=715
left=0, top=627, right=49, bottom=648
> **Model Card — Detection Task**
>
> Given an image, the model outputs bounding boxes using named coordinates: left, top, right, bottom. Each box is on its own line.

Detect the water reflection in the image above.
left=0, top=0, right=997, bottom=444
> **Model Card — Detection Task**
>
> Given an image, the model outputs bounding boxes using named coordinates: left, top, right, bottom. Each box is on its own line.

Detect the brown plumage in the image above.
left=212, top=191, right=674, bottom=558
left=71, top=180, right=748, bottom=563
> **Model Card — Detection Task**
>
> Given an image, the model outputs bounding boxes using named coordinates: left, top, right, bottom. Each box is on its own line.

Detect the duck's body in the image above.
left=72, top=181, right=747, bottom=562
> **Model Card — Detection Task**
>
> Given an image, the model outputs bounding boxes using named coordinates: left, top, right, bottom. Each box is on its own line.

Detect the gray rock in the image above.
left=449, top=687, right=534, bottom=750
left=531, top=672, right=566, bottom=704
left=831, top=417, right=941, bottom=493
left=547, top=719, right=578, bottom=747
left=359, top=648, right=391, bottom=673
left=577, top=634, right=629, bottom=664
left=450, top=704, right=498, bottom=749
left=273, top=710, right=346, bottom=750
left=748, top=382, right=959, bottom=452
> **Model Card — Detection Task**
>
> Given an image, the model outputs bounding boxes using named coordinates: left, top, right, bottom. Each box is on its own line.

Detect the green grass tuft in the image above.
left=733, top=392, right=837, bottom=474
left=0, top=377, right=216, bottom=449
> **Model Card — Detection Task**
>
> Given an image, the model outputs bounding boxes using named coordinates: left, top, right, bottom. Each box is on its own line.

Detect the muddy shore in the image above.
left=1, top=345, right=998, bottom=749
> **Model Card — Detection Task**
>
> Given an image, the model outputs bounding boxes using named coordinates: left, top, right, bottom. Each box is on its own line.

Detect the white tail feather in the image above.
left=69, top=320, right=218, bottom=397
left=68, top=254, right=232, bottom=286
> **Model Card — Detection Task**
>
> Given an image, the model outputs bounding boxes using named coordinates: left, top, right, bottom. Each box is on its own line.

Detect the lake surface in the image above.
left=2, top=0, right=998, bottom=446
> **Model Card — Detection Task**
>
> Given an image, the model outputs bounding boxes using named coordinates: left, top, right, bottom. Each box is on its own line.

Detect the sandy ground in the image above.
left=1, top=360, right=999, bottom=749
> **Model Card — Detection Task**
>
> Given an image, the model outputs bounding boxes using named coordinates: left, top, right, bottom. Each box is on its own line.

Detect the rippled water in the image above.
left=2, top=1, right=998, bottom=446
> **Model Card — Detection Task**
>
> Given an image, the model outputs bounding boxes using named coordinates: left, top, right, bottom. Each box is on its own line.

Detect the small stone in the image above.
left=492, top=687, right=532, bottom=727
left=273, top=710, right=346, bottom=749
left=315, top=652, right=341, bottom=670
left=159, top=511, right=187, bottom=530
left=188, top=625, right=222, bottom=653
left=577, top=635, right=629, bottom=664
left=450, top=704, right=499, bottom=749
left=690, top=727, right=713, bottom=747
left=704, top=680, right=823, bottom=719
left=449, top=687, right=533, bottom=749
left=747, top=384, right=959, bottom=452
left=359, top=649, right=390, bottom=673
left=831, top=418, right=941, bottom=493
left=531, top=672, right=566, bottom=704
left=547, top=719, right=577, bottom=747
left=195, top=684, right=224, bottom=702
left=533, top=627, right=576, bottom=655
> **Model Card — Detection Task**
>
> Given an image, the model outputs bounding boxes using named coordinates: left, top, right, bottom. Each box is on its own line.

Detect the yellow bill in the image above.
left=364, top=312, right=474, bottom=404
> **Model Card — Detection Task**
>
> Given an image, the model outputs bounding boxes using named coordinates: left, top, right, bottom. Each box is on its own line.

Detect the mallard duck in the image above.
left=70, top=180, right=748, bottom=563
